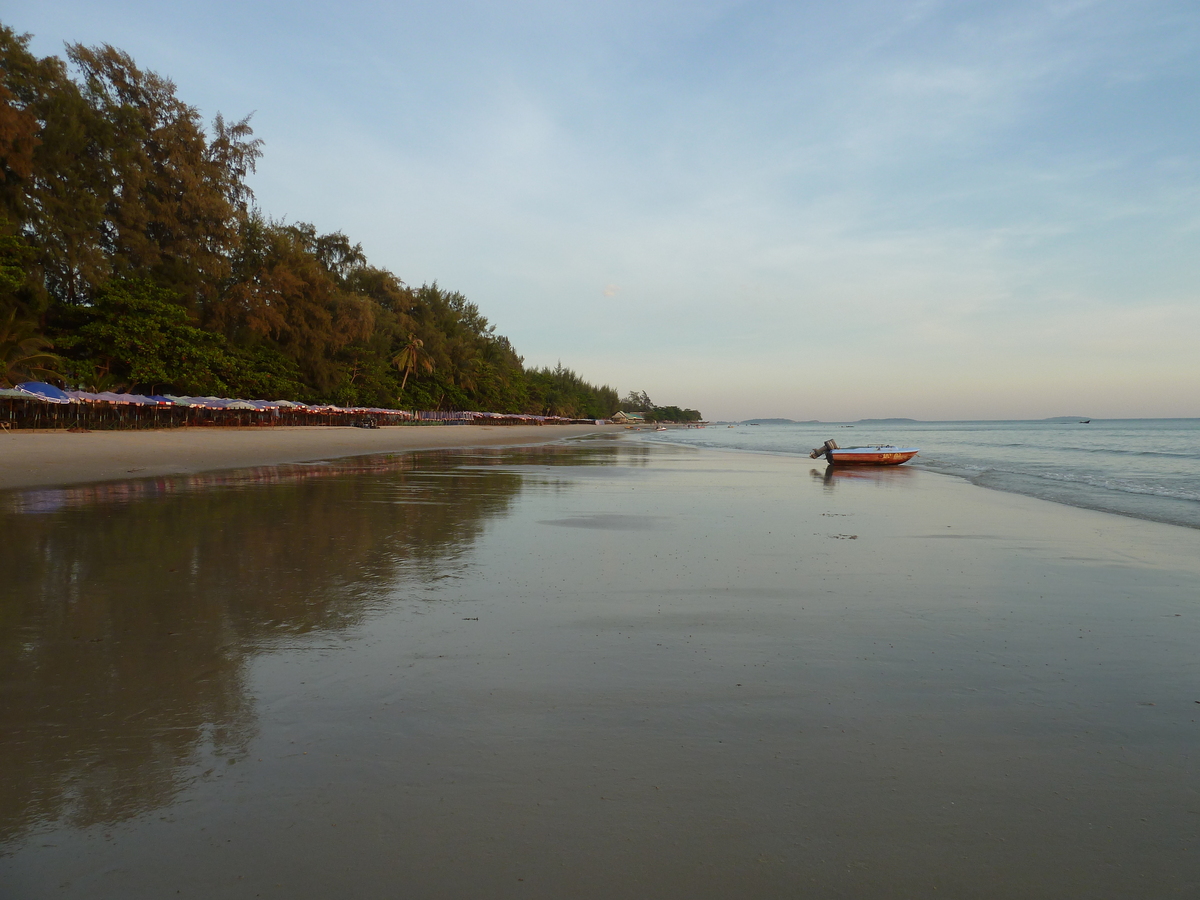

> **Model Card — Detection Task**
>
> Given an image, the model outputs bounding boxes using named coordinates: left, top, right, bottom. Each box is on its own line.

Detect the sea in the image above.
left=635, top=419, right=1200, bottom=530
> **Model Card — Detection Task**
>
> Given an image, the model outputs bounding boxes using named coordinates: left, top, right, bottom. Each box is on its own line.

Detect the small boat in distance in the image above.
left=809, top=440, right=919, bottom=466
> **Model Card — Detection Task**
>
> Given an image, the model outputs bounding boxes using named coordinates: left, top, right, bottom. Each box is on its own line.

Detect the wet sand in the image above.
left=0, top=423, right=622, bottom=490
left=2, top=439, right=1199, bottom=898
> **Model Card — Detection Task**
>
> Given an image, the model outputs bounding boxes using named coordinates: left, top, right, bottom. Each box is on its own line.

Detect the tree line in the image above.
left=0, top=25, right=665, bottom=420
left=619, top=391, right=702, bottom=423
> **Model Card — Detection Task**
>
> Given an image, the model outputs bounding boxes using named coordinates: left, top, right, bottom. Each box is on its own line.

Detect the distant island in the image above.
left=721, top=417, right=1101, bottom=426
left=734, top=420, right=830, bottom=427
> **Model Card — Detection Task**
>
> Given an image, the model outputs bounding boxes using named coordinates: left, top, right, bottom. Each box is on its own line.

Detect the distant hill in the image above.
left=739, top=418, right=827, bottom=425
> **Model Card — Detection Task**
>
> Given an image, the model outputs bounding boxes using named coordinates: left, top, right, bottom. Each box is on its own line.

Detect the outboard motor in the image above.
left=809, top=439, right=839, bottom=462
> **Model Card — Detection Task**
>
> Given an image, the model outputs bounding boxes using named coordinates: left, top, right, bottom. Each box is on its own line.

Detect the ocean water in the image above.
left=635, top=419, right=1200, bottom=530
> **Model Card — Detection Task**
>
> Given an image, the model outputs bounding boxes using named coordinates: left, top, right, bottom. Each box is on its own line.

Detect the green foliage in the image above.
left=52, top=279, right=231, bottom=394
left=621, top=390, right=702, bottom=422
left=645, top=406, right=702, bottom=423
left=0, top=236, right=26, bottom=296
left=0, top=223, right=35, bottom=309
left=0, top=305, right=58, bottom=386
left=619, top=390, right=654, bottom=412
left=216, top=215, right=375, bottom=393
left=222, top=344, right=308, bottom=402
left=525, top=363, right=619, bottom=418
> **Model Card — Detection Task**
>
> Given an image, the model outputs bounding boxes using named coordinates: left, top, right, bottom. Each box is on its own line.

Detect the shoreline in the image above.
left=7, top=421, right=1195, bottom=535
left=631, top=424, right=1200, bottom=532
left=0, top=423, right=624, bottom=491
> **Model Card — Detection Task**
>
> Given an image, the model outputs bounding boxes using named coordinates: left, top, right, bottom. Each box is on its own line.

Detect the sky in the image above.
left=6, top=0, right=1200, bottom=420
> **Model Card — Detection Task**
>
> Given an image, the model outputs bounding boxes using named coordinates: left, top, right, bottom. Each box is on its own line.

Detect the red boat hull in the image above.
left=829, top=450, right=918, bottom=466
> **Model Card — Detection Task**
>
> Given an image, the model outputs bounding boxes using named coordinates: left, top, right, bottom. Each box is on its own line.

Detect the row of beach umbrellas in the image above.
left=3, top=382, right=582, bottom=422
left=4, top=382, right=411, bottom=415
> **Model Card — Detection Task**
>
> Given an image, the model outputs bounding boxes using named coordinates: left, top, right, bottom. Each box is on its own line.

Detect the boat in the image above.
left=808, top=440, right=918, bottom=465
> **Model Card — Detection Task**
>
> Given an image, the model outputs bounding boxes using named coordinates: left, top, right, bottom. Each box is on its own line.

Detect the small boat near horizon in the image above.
left=809, top=440, right=919, bottom=466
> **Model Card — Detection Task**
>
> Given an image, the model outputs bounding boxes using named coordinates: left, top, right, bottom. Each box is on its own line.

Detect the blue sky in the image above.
left=7, top=1, right=1199, bottom=419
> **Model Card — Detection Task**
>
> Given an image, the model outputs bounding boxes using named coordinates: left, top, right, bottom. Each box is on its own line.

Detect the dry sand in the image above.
left=0, top=423, right=623, bottom=491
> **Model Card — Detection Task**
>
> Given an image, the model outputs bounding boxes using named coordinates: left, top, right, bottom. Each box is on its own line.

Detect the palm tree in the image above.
left=392, top=334, right=432, bottom=391
left=71, top=361, right=128, bottom=394
left=0, top=309, right=60, bottom=387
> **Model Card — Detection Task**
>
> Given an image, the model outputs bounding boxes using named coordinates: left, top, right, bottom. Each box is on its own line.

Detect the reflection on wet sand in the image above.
left=0, top=442, right=628, bottom=844
left=6, top=439, right=1199, bottom=898
left=812, top=464, right=917, bottom=489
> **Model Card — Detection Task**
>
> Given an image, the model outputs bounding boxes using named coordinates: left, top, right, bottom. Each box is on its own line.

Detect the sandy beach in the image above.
left=0, top=423, right=623, bottom=491
left=3, top=439, right=1199, bottom=898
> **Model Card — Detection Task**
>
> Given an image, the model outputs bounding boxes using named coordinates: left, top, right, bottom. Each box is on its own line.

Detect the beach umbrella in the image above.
left=110, top=392, right=159, bottom=406
left=15, top=381, right=73, bottom=403
left=96, top=391, right=142, bottom=405
left=186, top=397, right=228, bottom=408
